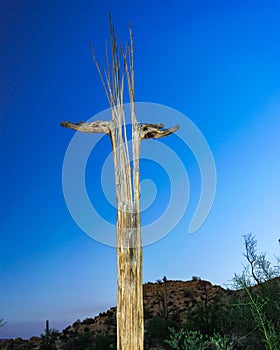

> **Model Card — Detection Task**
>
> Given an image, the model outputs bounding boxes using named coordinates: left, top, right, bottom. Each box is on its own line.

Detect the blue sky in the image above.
left=1, top=0, right=280, bottom=339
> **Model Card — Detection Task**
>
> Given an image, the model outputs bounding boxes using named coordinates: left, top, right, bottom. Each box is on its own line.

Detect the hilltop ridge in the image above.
left=1, top=277, right=279, bottom=349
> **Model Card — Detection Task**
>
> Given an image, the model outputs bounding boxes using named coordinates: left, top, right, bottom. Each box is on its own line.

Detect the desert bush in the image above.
left=183, top=289, right=194, bottom=299
left=145, top=317, right=172, bottom=348
left=95, top=333, right=116, bottom=349
left=192, top=276, right=201, bottom=281
left=83, top=318, right=95, bottom=325
left=165, top=327, right=234, bottom=350
left=72, top=319, right=81, bottom=327
left=104, top=316, right=116, bottom=326
left=39, top=327, right=59, bottom=350
left=61, top=332, right=95, bottom=350
left=232, top=234, right=280, bottom=350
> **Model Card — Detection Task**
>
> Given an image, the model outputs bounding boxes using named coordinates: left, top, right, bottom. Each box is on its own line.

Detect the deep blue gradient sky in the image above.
left=1, top=0, right=280, bottom=339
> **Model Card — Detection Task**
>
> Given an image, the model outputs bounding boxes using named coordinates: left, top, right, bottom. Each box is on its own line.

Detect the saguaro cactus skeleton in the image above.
left=61, top=21, right=179, bottom=349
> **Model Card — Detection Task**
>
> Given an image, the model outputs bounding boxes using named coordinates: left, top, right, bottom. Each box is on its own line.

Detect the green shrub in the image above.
left=145, top=317, right=171, bottom=348
left=165, top=327, right=234, bottom=350
left=233, top=234, right=280, bottom=350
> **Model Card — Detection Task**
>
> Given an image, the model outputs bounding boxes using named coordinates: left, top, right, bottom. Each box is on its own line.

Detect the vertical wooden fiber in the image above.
left=61, top=19, right=178, bottom=350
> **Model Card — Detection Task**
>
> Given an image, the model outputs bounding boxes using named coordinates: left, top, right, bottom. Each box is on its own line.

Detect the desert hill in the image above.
left=1, top=277, right=279, bottom=349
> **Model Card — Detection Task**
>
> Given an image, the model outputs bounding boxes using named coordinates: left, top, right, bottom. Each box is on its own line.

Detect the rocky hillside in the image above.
left=0, top=278, right=231, bottom=349
left=1, top=277, right=279, bottom=349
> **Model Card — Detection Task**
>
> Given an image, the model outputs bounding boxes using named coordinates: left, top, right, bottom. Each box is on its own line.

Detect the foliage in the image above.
left=4, top=234, right=279, bottom=350
left=104, top=315, right=116, bottom=326
left=83, top=318, right=95, bottom=325
left=207, top=333, right=235, bottom=350
left=165, top=327, right=234, bottom=350
left=95, top=333, right=116, bottom=349
left=234, top=234, right=279, bottom=287
left=165, top=328, right=205, bottom=350
left=145, top=317, right=172, bottom=348
left=191, top=276, right=201, bottom=281
left=185, top=299, right=225, bottom=336
left=61, top=331, right=115, bottom=350
left=39, top=326, right=59, bottom=350
left=173, top=234, right=280, bottom=349
left=72, top=319, right=81, bottom=327
left=183, top=289, right=194, bottom=299
left=61, top=332, right=95, bottom=350
left=232, top=233, right=280, bottom=350
left=184, top=280, right=224, bottom=336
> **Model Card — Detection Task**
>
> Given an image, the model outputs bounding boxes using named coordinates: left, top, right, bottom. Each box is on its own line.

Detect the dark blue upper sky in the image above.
left=1, top=0, right=280, bottom=339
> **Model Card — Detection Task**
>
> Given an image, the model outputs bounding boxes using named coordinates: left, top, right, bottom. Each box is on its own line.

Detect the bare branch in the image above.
left=243, top=233, right=261, bottom=285
left=60, top=121, right=111, bottom=134
left=140, top=123, right=179, bottom=139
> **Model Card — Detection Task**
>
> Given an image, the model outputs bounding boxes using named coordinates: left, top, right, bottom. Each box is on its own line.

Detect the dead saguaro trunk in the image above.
left=61, top=20, right=178, bottom=350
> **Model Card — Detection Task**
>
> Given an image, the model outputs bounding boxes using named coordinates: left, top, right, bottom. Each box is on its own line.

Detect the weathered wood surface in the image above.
left=60, top=120, right=178, bottom=139
left=60, top=120, right=111, bottom=134
left=140, top=123, right=179, bottom=139
left=61, top=20, right=179, bottom=350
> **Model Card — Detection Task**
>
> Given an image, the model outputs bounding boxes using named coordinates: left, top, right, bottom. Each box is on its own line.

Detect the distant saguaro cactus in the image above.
left=39, top=320, right=58, bottom=350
